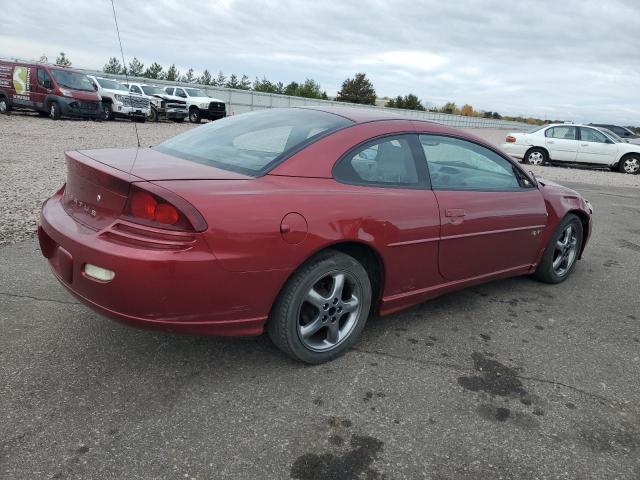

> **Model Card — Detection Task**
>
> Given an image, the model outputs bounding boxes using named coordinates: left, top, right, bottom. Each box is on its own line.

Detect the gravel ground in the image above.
left=0, top=114, right=638, bottom=246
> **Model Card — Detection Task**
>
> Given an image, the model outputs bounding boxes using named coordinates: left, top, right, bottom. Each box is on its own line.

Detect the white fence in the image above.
left=82, top=69, right=531, bottom=130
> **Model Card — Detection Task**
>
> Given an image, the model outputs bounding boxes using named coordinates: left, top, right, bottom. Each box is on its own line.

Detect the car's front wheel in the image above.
left=0, top=97, right=10, bottom=114
left=619, top=155, right=640, bottom=175
left=533, top=214, right=583, bottom=284
left=189, top=108, right=202, bottom=123
left=49, top=102, right=61, bottom=120
left=268, top=250, right=372, bottom=363
left=524, top=148, right=547, bottom=166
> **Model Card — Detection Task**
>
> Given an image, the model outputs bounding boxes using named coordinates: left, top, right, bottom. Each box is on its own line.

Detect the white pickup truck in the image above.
left=122, top=82, right=188, bottom=122
left=87, top=75, right=150, bottom=121
left=164, top=85, right=226, bottom=123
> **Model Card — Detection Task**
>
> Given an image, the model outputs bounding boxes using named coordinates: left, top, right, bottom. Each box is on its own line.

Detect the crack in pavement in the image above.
left=0, top=291, right=80, bottom=305
left=352, top=347, right=627, bottom=411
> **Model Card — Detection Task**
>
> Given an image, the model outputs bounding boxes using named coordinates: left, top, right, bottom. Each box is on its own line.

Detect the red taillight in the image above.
left=131, top=192, right=157, bottom=220
left=122, top=185, right=207, bottom=232
left=506, top=135, right=516, bottom=143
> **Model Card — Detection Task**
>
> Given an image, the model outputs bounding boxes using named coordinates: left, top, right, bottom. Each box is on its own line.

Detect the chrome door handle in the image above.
left=581, top=143, right=588, bottom=146
left=547, top=140, right=554, bottom=144
left=445, top=208, right=466, bottom=217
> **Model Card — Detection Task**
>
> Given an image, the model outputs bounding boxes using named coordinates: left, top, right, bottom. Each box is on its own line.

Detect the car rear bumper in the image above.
left=501, top=142, right=528, bottom=159
left=38, top=191, right=283, bottom=336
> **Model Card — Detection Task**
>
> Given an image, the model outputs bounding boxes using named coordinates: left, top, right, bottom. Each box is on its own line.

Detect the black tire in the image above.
left=533, top=214, right=583, bottom=284
left=48, top=101, right=61, bottom=120
left=172, top=118, right=185, bottom=123
left=0, top=96, right=10, bottom=114
left=103, top=103, right=113, bottom=121
left=148, top=107, right=159, bottom=122
left=189, top=107, right=202, bottom=123
left=38, top=111, right=49, bottom=117
left=523, top=148, right=548, bottom=166
left=618, top=154, right=640, bottom=175
left=267, top=250, right=372, bottom=364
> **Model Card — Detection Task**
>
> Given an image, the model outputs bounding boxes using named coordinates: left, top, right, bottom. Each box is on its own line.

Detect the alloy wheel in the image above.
left=297, top=271, right=362, bottom=352
left=552, top=224, right=578, bottom=277
left=0, top=99, right=7, bottom=113
left=622, top=157, right=639, bottom=174
left=528, top=151, right=544, bottom=165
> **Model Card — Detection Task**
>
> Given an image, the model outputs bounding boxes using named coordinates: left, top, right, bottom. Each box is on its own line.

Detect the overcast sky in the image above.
left=1, top=0, right=639, bottom=124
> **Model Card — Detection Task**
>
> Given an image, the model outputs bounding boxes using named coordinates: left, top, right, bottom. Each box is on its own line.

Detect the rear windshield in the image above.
left=154, top=109, right=352, bottom=176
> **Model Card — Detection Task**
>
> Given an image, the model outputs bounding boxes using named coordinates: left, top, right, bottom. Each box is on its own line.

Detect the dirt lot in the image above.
left=1, top=112, right=640, bottom=479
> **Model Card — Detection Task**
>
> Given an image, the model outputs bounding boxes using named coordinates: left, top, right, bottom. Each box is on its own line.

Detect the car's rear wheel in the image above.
left=48, top=101, right=61, bottom=120
left=618, top=155, right=640, bottom=175
left=533, top=214, right=583, bottom=284
left=524, top=148, right=547, bottom=166
left=148, top=107, right=159, bottom=122
left=268, top=250, right=372, bottom=364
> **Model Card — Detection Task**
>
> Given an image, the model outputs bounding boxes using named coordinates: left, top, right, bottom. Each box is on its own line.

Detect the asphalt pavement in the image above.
left=1, top=181, right=639, bottom=479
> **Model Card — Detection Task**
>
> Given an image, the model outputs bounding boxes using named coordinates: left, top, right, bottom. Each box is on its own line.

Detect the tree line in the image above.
left=45, top=52, right=610, bottom=127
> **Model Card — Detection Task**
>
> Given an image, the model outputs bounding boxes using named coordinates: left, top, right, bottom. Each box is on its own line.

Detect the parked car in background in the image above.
left=38, top=107, right=592, bottom=363
left=164, top=85, right=226, bottom=123
left=589, top=124, right=640, bottom=145
left=0, top=59, right=101, bottom=119
left=87, top=75, right=149, bottom=121
left=502, top=123, right=640, bottom=174
left=121, top=82, right=187, bottom=122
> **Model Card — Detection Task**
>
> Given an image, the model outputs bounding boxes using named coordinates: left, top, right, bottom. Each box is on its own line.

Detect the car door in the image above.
left=332, top=134, right=442, bottom=296
left=577, top=127, right=618, bottom=165
left=419, top=134, right=548, bottom=281
left=32, top=67, right=53, bottom=110
left=544, top=126, right=578, bottom=162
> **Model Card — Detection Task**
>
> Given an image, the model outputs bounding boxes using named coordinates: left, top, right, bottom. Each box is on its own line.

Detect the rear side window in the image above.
left=420, top=135, right=525, bottom=190
left=155, top=108, right=352, bottom=176
left=545, top=126, right=577, bottom=140
left=334, top=136, right=419, bottom=186
left=580, top=128, right=608, bottom=143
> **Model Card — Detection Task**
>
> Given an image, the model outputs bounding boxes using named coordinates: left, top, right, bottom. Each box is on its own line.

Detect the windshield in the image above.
left=155, top=109, right=352, bottom=175
left=141, top=85, right=165, bottom=95
left=50, top=70, right=95, bottom=92
left=184, top=87, right=208, bottom=97
left=97, top=78, right=128, bottom=91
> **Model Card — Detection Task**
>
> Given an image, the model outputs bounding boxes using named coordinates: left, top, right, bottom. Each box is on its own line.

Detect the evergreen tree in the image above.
left=199, top=69, right=212, bottom=85
left=214, top=71, right=226, bottom=87
left=386, top=94, right=425, bottom=111
left=336, top=73, right=376, bottom=105
left=103, top=57, right=122, bottom=74
left=143, top=62, right=163, bottom=79
left=128, top=57, right=144, bottom=76
left=183, top=68, right=195, bottom=83
left=165, top=64, right=180, bottom=81
left=225, top=74, right=241, bottom=89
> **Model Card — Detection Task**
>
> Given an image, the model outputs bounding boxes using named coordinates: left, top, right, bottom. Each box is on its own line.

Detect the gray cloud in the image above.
left=1, top=0, right=639, bottom=123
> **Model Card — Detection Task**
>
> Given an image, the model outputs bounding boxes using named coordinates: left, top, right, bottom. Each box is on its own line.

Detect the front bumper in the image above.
left=165, top=108, right=188, bottom=120
left=202, top=109, right=226, bottom=120
left=38, top=191, right=274, bottom=336
left=114, top=104, right=150, bottom=118
left=58, top=97, right=102, bottom=119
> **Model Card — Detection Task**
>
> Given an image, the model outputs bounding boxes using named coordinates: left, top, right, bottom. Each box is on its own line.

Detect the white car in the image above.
left=164, top=85, right=226, bottom=123
left=87, top=75, right=150, bottom=121
left=122, top=82, right=188, bottom=122
left=502, top=123, right=640, bottom=174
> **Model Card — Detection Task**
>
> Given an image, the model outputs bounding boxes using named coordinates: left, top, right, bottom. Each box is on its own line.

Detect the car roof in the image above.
left=301, top=105, right=413, bottom=123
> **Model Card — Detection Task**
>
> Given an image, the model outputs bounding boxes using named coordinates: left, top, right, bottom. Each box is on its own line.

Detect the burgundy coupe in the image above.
left=39, top=107, right=592, bottom=363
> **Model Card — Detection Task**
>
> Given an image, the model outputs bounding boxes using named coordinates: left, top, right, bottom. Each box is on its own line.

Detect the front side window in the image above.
left=164, top=87, right=174, bottom=95
left=334, top=136, right=419, bottom=186
left=37, top=69, right=52, bottom=88
left=155, top=108, right=352, bottom=176
left=129, top=85, right=142, bottom=94
left=420, top=135, right=525, bottom=190
left=175, top=88, right=187, bottom=98
left=546, top=126, right=577, bottom=140
left=580, top=127, right=608, bottom=143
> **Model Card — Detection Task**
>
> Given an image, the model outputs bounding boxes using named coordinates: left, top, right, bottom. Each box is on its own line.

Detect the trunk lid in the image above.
left=62, top=148, right=249, bottom=230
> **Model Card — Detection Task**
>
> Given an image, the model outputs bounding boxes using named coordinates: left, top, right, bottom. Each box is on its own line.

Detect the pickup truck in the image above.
left=164, top=85, right=226, bottom=123
left=87, top=75, right=149, bottom=121
left=122, top=82, right=188, bottom=122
